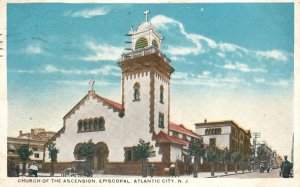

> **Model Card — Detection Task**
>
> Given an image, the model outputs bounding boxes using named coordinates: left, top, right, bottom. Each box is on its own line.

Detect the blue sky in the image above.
left=7, top=3, right=294, bottom=157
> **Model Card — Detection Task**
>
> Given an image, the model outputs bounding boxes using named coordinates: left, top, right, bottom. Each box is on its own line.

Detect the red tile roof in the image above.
left=169, top=122, right=200, bottom=138
left=64, top=91, right=124, bottom=120
left=96, top=94, right=124, bottom=111
left=155, top=131, right=189, bottom=145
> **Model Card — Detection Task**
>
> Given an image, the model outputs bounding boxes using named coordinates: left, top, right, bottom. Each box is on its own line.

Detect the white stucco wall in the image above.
left=45, top=96, right=124, bottom=162
left=45, top=72, right=166, bottom=163
left=195, top=125, right=232, bottom=149
left=153, top=73, right=169, bottom=134
left=170, top=144, right=182, bottom=162
left=123, top=72, right=162, bottom=161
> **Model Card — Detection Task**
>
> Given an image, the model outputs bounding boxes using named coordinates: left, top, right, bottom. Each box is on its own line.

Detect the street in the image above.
left=221, top=168, right=281, bottom=178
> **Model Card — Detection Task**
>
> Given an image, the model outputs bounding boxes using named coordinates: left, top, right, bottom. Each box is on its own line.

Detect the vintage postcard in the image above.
left=1, top=1, right=299, bottom=187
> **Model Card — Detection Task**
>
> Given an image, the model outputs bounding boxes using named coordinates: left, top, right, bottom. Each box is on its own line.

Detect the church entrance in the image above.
left=93, top=142, right=109, bottom=171
left=73, top=142, right=109, bottom=171
left=73, top=143, right=84, bottom=160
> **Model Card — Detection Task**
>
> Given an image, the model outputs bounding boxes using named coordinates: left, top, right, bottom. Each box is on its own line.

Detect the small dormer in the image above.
left=127, top=10, right=163, bottom=51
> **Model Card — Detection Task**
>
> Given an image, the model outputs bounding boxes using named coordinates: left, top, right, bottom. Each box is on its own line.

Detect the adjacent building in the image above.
left=194, top=120, right=252, bottom=156
left=7, top=128, right=56, bottom=168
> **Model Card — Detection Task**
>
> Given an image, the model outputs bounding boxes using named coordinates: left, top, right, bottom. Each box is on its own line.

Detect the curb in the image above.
left=206, top=171, right=253, bottom=178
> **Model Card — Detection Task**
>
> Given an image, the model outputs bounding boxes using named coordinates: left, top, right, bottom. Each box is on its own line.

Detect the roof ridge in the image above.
left=96, top=94, right=123, bottom=106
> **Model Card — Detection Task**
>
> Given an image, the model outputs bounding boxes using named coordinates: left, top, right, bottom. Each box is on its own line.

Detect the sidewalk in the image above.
left=37, top=170, right=253, bottom=178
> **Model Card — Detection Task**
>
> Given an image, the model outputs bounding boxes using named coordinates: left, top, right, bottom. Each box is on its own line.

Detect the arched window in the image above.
left=99, top=118, right=105, bottom=130
left=93, top=119, right=98, bottom=130
left=77, top=117, right=105, bottom=132
left=133, top=82, right=140, bottom=101
left=89, top=120, right=93, bottom=131
left=135, top=37, right=148, bottom=49
left=152, top=39, right=158, bottom=48
left=78, top=121, right=83, bottom=132
left=205, top=129, right=208, bottom=135
left=84, top=121, right=88, bottom=131
left=160, top=85, right=164, bottom=104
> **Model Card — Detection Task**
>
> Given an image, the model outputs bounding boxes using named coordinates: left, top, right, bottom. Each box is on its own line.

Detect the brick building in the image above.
left=194, top=120, right=251, bottom=156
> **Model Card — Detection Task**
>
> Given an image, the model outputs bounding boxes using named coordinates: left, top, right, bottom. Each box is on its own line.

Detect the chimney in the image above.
left=19, top=130, right=22, bottom=136
left=204, top=119, right=207, bottom=123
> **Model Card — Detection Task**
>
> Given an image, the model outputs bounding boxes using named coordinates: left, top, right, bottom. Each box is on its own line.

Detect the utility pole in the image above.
left=252, top=132, right=261, bottom=171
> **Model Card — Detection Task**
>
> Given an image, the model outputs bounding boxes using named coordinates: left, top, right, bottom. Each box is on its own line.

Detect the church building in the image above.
left=43, top=12, right=201, bottom=175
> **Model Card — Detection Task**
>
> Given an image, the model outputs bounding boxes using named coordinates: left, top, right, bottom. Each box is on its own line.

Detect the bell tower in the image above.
left=118, top=10, right=174, bottom=135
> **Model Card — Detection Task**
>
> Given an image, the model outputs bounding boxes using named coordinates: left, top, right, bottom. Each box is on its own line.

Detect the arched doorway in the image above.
left=94, top=142, right=109, bottom=171
left=73, top=143, right=84, bottom=160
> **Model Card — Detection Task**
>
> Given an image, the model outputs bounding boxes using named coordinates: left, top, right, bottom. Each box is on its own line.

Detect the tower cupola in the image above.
left=127, top=10, right=163, bottom=51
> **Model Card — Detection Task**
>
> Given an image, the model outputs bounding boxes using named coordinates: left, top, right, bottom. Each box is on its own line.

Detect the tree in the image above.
left=219, top=147, right=231, bottom=174
left=241, top=154, right=250, bottom=172
left=16, top=144, right=33, bottom=175
left=231, top=151, right=241, bottom=173
left=47, top=143, right=59, bottom=176
left=204, top=147, right=218, bottom=176
left=133, top=139, right=156, bottom=177
left=78, top=139, right=97, bottom=172
left=188, top=138, right=205, bottom=178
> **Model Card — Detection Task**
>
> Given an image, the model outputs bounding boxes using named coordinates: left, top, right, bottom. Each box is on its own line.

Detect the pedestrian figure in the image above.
left=175, top=163, right=179, bottom=177
left=150, top=163, right=155, bottom=177
left=15, top=164, right=20, bottom=177
left=281, top=156, right=292, bottom=178
left=170, top=163, right=175, bottom=177
left=188, top=163, right=192, bottom=176
left=29, top=162, right=38, bottom=177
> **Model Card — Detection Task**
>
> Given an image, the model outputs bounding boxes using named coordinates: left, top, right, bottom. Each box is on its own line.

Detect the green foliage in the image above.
left=188, top=138, right=205, bottom=157
left=133, top=139, right=156, bottom=160
left=256, top=145, right=269, bottom=161
left=242, top=154, right=249, bottom=162
left=79, top=139, right=97, bottom=161
left=47, top=143, right=59, bottom=162
left=204, top=147, right=218, bottom=163
left=231, top=151, right=241, bottom=163
left=219, top=147, right=231, bottom=163
left=16, top=144, right=33, bottom=161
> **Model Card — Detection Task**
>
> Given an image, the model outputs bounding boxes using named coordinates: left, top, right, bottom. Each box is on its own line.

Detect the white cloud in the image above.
left=64, top=8, right=109, bottom=19
left=256, top=50, right=288, bottom=62
left=151, top=14, right=292, bottom=73
left=254, top=78, right=266, bottom=83
left=151, top=15, right=217, bottom=56
left=217, top=52, right=226, bottom=58
left=268, top=80, right=290, bottom=87
left=82, top=42, right=123, bottom=62
left=16, top=70, right=35, bottom=74
left=24, top=46, right=43, bottom=54
left=171, top=72, right=188, bottom=79
left=223, top=62, right=267, bottom=73
left=219, top=43, right=247, bottom=53
left=172, top=71, right=245, bottom=87
left=202, top=71, right=211, bottom=76
left=43, top=64, right=120, bottom=76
